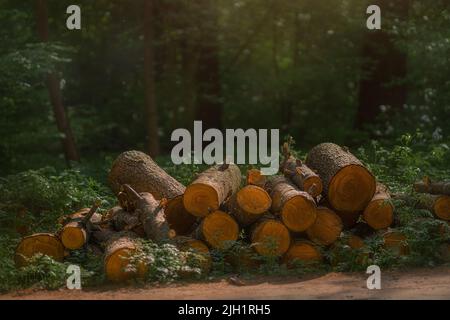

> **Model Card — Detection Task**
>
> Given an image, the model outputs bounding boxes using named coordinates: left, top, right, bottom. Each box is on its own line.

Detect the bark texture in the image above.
left=184, top=163, right=241, bottom=217
left=414, top=180, right=450, bottom=195
left=109, top=150, right=185, bottom=199
left=306, top=143, right=376, bottom=212
left=227, top=185, right=271, bottom=226
left=266, top=176, right=316, bottom=232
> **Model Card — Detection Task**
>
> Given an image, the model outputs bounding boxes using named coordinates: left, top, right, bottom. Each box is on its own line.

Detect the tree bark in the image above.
left=35, top=0, right=79, bottom=164
left=266, top=176, right=317, bottom=232
left=144, top=0, right=160, bottom=156
left=183, top=163, right=241, bottom=217
left=306, top=143, right=376, bottom=212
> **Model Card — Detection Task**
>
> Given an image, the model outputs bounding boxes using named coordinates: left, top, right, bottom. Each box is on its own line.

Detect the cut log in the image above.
left=363, top=183, right=394, bottom=230
left=281, top=140, right=323, bottom=197
left=282, top=240, right=322, bottom=267
left=266, top=176, right=316, bottom=232
left=246, top=168, right=267, bottom=188
left=305, top=143, right=376, bottom=212
left=173, top=236, right=212, bottom=274
left=250, top=217, right=291, bottom=257
left=103, top=231, right=147, bottom=282
left=382, top=230, right=409, bottom=256
left=59, top=201, right=102, bottom=250
left=15, top=233, right=65, bottom=267
left=347, top=234, right=365, bottom=249
left=107, top=206, right=146, bottom=237
left=123, top=185, right=174, bottom=242
left=306, top=206, right=343, bottom=246
left=109, top=150, right=185, bottom=199
left=394, top=193, right=450, bottom=221
left=194, top=210, right=239, bottom=249
left=281, top=157, right=323, bottom=198
left=227, top=185, right=272, bottom=226
left=184, top=163, right=241, bottom=217
left=225, top=246, right=260, bottom=272
left=164, top=195, right=197, bottom=236
left=414, top=178, right=450, bottom=195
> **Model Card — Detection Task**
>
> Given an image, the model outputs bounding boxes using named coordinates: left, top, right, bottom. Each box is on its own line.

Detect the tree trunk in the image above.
left=246, top=168, right=267, bottom=188
left=193, top=210, right=239, bottom=249
left=102, top=231, right=147, bottom=282
left=144, top=0, right=160, bottom=156
left=173, top=236, right=212, bottom=275
left=15, top=233, right=65, bottom=267
left=109, top=150, right=185, bottom=199
left=35, top=0, right=79, bottom=164
left=393, top=193, right=450, bottom=221
left=195, top=0, right=222, bottom=130
left=282, top=240, right=322, bottom=267
left=250, top=215, right=291, bottom=257
left=382, top=229, right=409, bottom=256
left=414, top=180, right=450, bottom=195
left=59, top=203, right=102, bottom=250
left=183, top=163, right=241, bottom=217
left=266, top=176, right=316, bottom=232
left=306, top=206, right=343, bottom=246
left=281, top=156, right=323, bottom=198
left=362, top=183, right=394, bottom=230
left=227, top=185, right=271, bottom=226
left=122, top=184, right=174, bottom=242
left=306, top=143, right=376, bottom=212
left=355, top=0, right=409, bottom=128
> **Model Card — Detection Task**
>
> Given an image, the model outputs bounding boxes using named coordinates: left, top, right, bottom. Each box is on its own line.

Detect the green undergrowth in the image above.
left=0, top=134, right=449, bottom=292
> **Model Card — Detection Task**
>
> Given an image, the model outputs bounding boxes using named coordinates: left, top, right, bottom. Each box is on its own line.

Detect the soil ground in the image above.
left=1, top=266, right=449, bottom=300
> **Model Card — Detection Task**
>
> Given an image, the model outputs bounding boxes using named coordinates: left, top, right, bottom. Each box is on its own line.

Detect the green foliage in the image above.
left=0, top=167, right=114, bottom=235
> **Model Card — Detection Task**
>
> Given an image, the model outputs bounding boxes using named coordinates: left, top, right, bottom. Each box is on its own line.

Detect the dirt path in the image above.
left=2, top=266, right=449, bottom=300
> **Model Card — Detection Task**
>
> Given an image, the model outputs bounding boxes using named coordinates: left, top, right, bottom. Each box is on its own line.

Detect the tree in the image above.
left=355, top=0, right=410, bottom=128
left=35, top=0, right=80, bottom=164
left=144, top=0, right=160, bottom=156
left=195, top=0, right=222, bottom=130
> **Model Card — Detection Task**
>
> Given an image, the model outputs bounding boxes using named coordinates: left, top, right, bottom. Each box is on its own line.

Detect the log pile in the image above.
left=14, top=146, right=450, bottom=282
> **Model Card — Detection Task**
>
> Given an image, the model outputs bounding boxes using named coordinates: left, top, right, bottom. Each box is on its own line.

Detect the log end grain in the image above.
left=383, top=230, right=409, bottom=256
left=347, top=234, right=365, bottom=249
left=183, top=183, right=219, bottom=217
left=199, top=211, right=239, bottom=249
left=165, top=195, right=197, bottom=235
left=329, top=164, right=376, bottom=212
left=246, top=169, right=267, bottom=188
left=363, top=198, right=394, bottom=230
left=434, top=196, right=450, bottom=221
left=175, top=237, right=212, bottom=274
left=15, top=233, right=65, bottom=267
left=303, top=174, right=323, bottom=198
left=280, top=192, right=317, bottom=233
left=251, top=219, right=290, bottom=257
left=306, top=207, right=343, bottom=246
left=237, top=185, right=272, bottom=215
left=60, top=223, right=87, bottom=250
left=104, top=236, right=147, bottom=282
left=283, top=241, right=322, bottom=267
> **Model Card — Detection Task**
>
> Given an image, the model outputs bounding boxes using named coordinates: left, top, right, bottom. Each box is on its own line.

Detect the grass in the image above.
left=0, top=133, right=449, bottom=292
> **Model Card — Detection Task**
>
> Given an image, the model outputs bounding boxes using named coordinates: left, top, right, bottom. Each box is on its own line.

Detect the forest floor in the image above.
left=1, top=266, right=449, bottom=300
